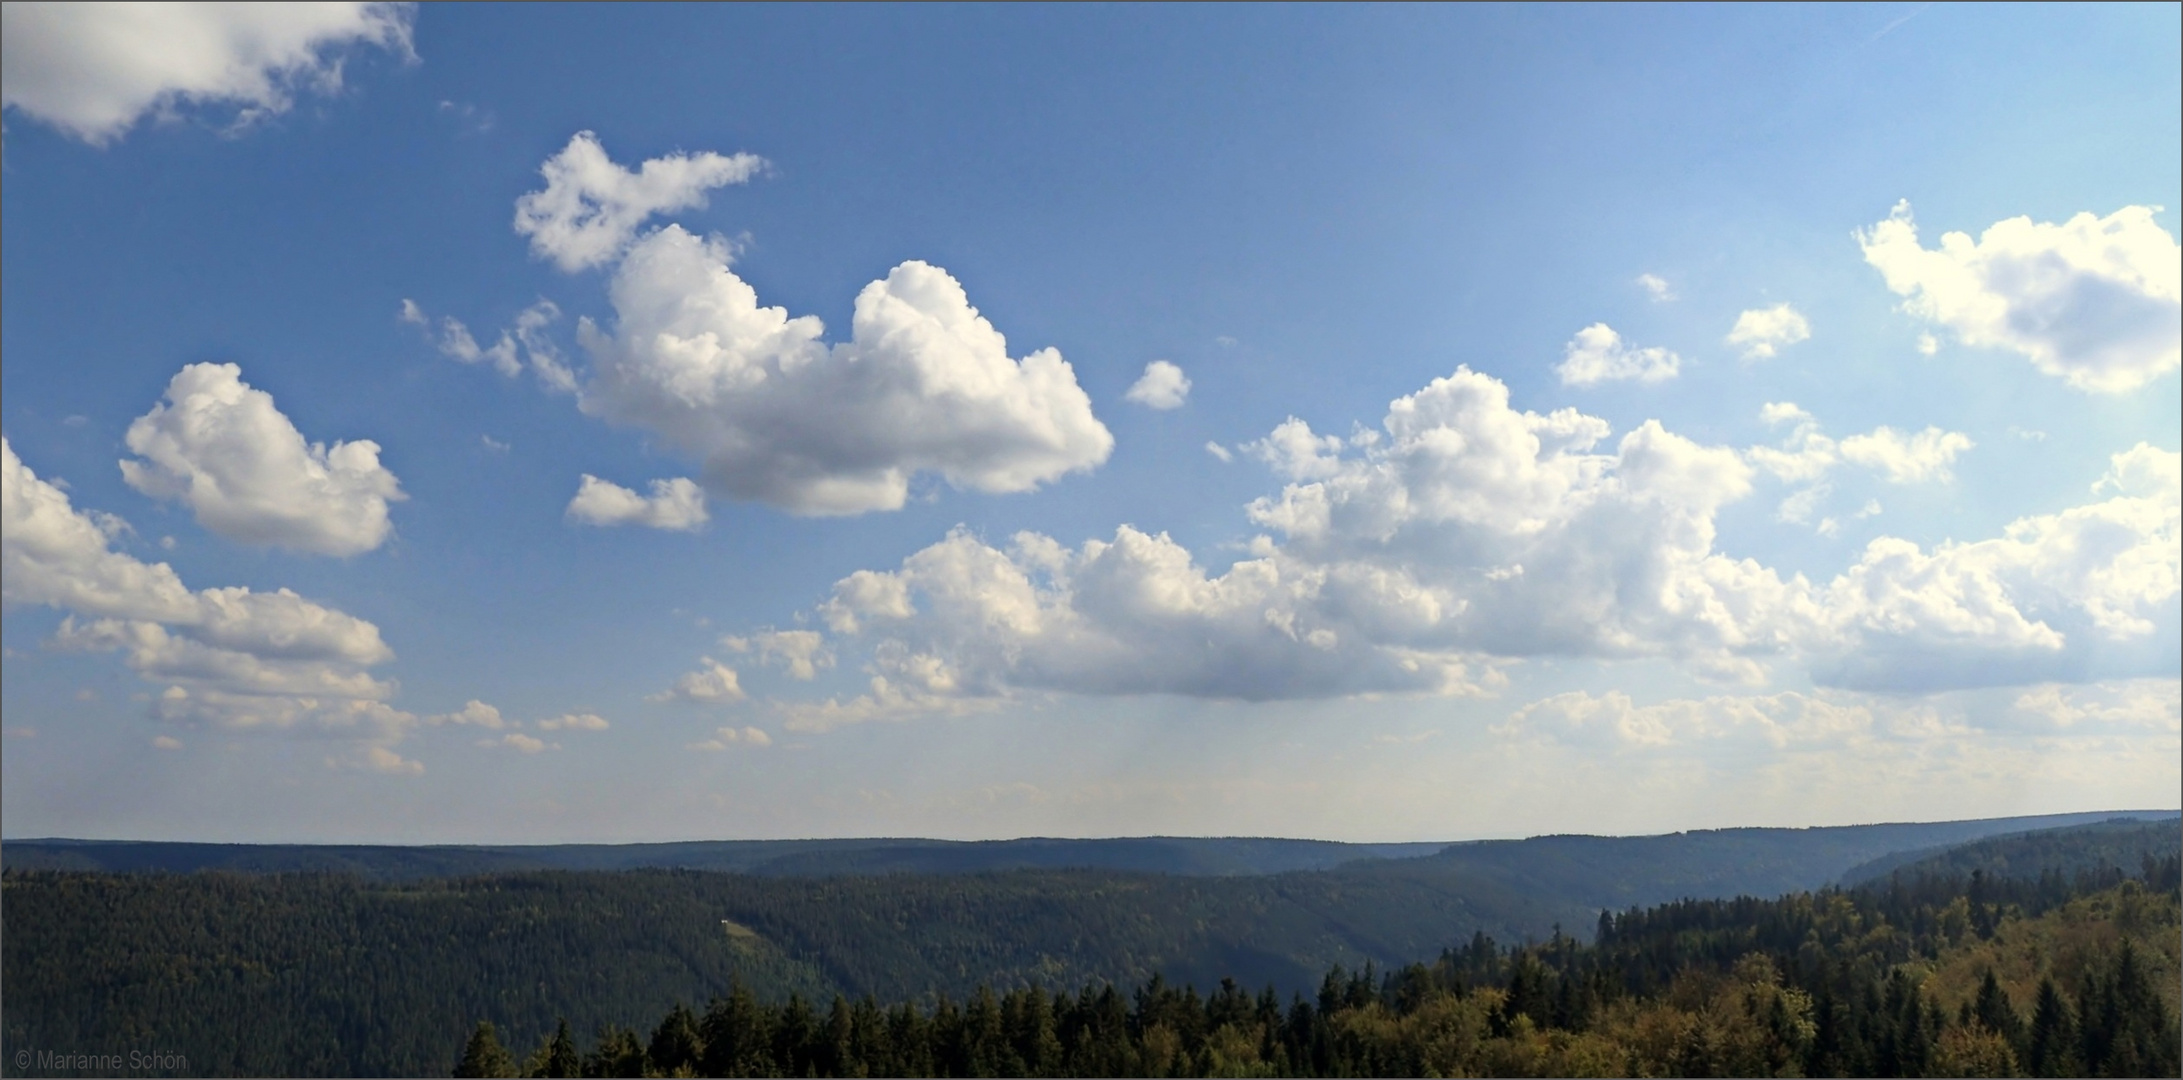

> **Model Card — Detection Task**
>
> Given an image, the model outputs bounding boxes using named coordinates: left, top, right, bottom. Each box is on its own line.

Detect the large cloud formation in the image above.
left=575, top=225, right=1113, bottom=515
left=1860, top=202, right=2181, bottom=392
left=782, top=366, right=2177, bottom=717
left=5, top=437, right=417, bottom=771
left=121, top=363, right=405, bottom=557
left=0, top=2, right=413, bottom=145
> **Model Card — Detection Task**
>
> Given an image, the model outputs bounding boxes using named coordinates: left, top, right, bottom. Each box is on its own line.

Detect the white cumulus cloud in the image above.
left=1124, top=361, right=1191, bottom=409
left=691, top=725, right=772, bottom=750
left=651, top=657, right=746, bottom=703
left=482, top=732, right=553, bottom=754
left=723, top=630, right=833, bottom=680
left=0, top=2, right=413, bottom=145
left=1811, top=443, right=2179, bottom=690
left=536, top=712, right=609, bottom=731
left=402, top=299, right=573, bottom=391
left=1636, top=273, right=1676, bottom=302
left=121, top=364, right=405, bottom=556
left=759, top=372, right=2177, bottom=714
left=1837, top=426, right=1975, bottom=484
left=1749, top=403, right=1972, bottom=490
left=1726, top=303, right=1811, bottom=360
left=1555, top=323, right=1681, bottom=385
left=427, top=700, right=507, bottom=729
left=514, top=131, right=765, bottom=272
left=565, top=475, right=708, bottom=531
left=6, top=436, right=420, bottom=763
left=1859, top=201, right=2182, bottom=392
left=575, top=225, right=1113, bottom=515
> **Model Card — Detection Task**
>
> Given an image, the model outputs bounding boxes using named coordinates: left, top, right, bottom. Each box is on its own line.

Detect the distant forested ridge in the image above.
left=6, top=809, right=2164, bottom=883
left=2, top=816, right=2175, bottom=1077
left=457, top=859, right=2181, bottom=1078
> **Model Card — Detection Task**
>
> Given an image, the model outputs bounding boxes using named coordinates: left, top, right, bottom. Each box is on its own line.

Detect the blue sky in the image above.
left=3, top=3, right=2177, bottom=843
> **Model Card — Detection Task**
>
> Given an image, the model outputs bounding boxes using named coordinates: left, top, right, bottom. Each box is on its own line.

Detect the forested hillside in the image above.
left=454, top=862, right=2181, bottom=1077
left=0, top=836, right=1445, bottom=880
left=1842, top=817, right=2182, bottom=887
left=4, top=817, right=2176, bottom=1076
left=6, top=809, right=2162, bottom=882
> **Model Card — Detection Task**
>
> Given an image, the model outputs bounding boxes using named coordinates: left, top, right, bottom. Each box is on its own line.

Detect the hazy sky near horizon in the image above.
left=3, top=3, right=2177, bottom=844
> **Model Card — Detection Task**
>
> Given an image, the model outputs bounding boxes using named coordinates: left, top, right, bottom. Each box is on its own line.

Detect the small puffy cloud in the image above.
left=1860, top=201, right=2181, bottom=392
left=2097, top=440, right=2182, bottom=499
left=514, top=131, right=765, bottom=272
left=404, top=299, right=571, bottom=389
left=1838, top=426, right=1974, bottom=484
left=723, top=630, right=833, bottom=680
left=1726, top=303, right=1811, bottom=360
left=355, top=745, right=425, bottom=775
left=537, top=712, right=609, bottom=731
left=1759, top=402, right=1813, bottom=427
left=427, top=700, right=507, bottom=730
left=565, top=475, right=708, bottom=531
left=1555, top=323, right=1680, bottom=385
left=482, top=732, right=553, bottom=754
left=690, top=725, right=772, bottom=750
left=121, top=364, right=405, bottom=556
left=1498, top=689, right=1879, bottom=749
left=1123, top=361, right=1191, bottom=409
left=1775, top=483, right=1831, bottom=526
left=1748, top=404, right=1972, bottom=488
left=1204, top=442, right=1233, bottom=463
left=6, top=436, right=419, bottom=760
left=1636, top=273, right=1676, bottom=302
left=0, top=2, right=413, bottom=145
left=651, top=657, right=745, bottom=703
left=577, top=225, right=1113, bottom=515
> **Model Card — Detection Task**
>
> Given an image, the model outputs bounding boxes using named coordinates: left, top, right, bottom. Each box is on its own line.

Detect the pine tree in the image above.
left=526, top=1018, right=579, bottom=1079
left=699, top=981, right=771, bottom=1077
left=584, top=1024, right=645, bottom=1078
left=1972, top=968, right=2023, bottom=1050
left=647, top=1002, right=701, bottom=1077
left=2026, top=976, right=2079, bottom=1078
left=453, top=1020, right=517, bottom=1078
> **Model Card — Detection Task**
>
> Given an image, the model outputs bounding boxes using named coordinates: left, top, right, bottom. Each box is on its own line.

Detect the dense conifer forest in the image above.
left=443, top=856, right=2180, bottom=1078
left=2, top=820, right=2175, bottom=1077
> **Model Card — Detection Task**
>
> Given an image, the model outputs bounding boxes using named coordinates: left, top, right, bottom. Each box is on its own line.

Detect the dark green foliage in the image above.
left=2027, top=976, right=2080, bottom=1077
left=1841, top=817, right=2182, bottom=887
left=0, top=836, right=1454, bottom=879
left=11, top=810, right=2166, bottom=887
left=522, top=1019, right=579, bottom=1079
left=420, top=868, right=2169, bottom=1078
left=453, top=1021, right=516, bottom=1078
left=5, top=817, right=2177, bottom=1077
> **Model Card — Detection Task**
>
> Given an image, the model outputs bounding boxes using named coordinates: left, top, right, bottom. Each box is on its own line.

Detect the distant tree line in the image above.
left=456, top=856, right=2181, bottom=1078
